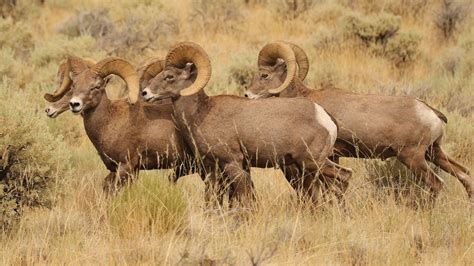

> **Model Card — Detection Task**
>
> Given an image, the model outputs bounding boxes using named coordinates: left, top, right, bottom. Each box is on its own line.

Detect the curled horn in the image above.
left=165, top=42, right=211, bottom=96
left=92, top=57, right=140, bottom=104
left=280, top=41, right=309, bottom=80
left=138, top=58, right=165, bottom=88
left=43, top=57, right=97, bottom=102
left=258, top=42, right=297, bottom=94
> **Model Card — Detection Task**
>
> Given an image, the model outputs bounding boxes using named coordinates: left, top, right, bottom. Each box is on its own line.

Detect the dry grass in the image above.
left=0, top=0, right=473, bottom=264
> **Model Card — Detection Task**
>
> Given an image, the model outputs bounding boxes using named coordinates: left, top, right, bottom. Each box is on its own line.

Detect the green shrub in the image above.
left=343, top=12, right=401, bottom=46
left=0, top=82, right=70, bottom=232
left=343, top=12, right=421, bottom=66
left=108, top=174, right=188, bottom=238
left=384, top=30, right=422, bottom=66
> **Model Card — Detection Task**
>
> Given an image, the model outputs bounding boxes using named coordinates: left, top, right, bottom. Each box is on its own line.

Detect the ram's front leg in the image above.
left=102, top=160, right=139, bottom=196
left=102, top=171, right=117, bottom=196
left=202, top=169, right=227, bottom=209
left=223, top=161, right=255, bottom=210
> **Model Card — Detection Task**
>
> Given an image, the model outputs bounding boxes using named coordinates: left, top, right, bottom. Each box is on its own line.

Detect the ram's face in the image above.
left=245, top=59, right=287, bottom=99
left=141, top=64, right=196, bottom=102
left=45, top=90, right=73, bottom=118
left=69, top=70, right=106, bottom=114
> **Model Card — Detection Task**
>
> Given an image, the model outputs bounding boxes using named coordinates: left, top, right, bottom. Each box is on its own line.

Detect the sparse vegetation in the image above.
left=108, top=175, right=188, bottom=238
left=0, top=83, right=70, bottom=231
left=0, top=0, right=472, bottom=264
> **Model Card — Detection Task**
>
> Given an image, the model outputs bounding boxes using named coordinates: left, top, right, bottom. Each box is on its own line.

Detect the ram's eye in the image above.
left=165, top=75, right=174, bottom=82
left=261, top=73, right=269, bottom=80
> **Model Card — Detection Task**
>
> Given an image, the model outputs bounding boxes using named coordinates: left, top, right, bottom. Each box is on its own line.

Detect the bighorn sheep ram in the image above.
left=245, top=41, right=473, bottom=202
left=141, top=42, right=352, bottom=205
left=43, top=57, right=191, bottom=194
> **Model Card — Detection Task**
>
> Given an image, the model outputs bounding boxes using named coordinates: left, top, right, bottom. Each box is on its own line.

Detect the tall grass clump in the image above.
left=0, top=83, right=70, bottom=232
left=108, top=174, right=188, bottom=238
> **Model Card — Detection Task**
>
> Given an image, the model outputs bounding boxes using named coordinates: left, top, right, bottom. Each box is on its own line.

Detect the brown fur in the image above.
left=247, top=63, right=473, bottom=201
left=144, top=63, right=350, bottom=207
left=47, top=58, right=192, bottom=195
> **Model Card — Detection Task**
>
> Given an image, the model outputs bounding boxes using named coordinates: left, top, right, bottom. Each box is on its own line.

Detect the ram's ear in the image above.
left=183, top=62, right=197, bottom=77
left=273, top=58, right=287, bottom=73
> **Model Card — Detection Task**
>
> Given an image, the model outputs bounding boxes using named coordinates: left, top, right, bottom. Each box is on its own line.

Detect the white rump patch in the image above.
left=314, top=103, right=337, bottom=146
left=415, top=101, right=444, bottom=143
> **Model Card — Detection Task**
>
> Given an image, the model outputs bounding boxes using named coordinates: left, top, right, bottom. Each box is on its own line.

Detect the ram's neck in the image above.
left=280, top=79, right=312, bottom=97
left=173, top=90, right=210, bottom=135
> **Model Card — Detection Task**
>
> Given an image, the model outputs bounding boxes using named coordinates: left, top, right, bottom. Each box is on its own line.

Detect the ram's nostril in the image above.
left=70, top=102, right=80, bottom=108
left=45, top=107, right=50, bottom=113
left=244, top=93, right=248, bottom=98
left=141, top=90, right=147, bottom=96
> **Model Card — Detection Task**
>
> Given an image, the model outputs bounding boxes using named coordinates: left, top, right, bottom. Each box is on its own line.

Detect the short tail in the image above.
left=417, top=99, right=448, bottom=123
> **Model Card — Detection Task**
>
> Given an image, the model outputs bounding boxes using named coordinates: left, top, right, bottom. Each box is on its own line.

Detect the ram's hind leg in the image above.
left=202, top=169, right=226, bottom=209
left=320, top=159, right=353, bottom=208
left=283, top=164, right=304, bottom=197
left=103, top=171, right=117, bottom=196
left=428, top=144, right=474, bottom=199
left=397, top=146, right=444, bottom=205
left=283, top=164, right=322, bottom=206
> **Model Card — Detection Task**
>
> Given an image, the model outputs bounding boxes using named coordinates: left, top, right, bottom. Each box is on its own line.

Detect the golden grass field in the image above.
left=0, top=0, right=473, bottom=264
